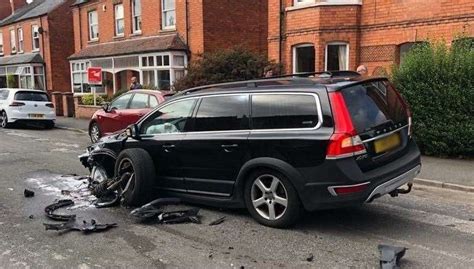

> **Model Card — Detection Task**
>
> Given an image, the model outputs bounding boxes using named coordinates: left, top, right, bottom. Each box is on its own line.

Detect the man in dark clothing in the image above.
left=129, top=77, right=143, bottom=90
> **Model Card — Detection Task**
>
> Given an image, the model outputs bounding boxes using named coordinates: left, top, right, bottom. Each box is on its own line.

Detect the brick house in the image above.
left=69, top=0, right=268, bottom=96
left=0, top=0, right=75, bottom=93
left=268, top=0, right=474, bottom=76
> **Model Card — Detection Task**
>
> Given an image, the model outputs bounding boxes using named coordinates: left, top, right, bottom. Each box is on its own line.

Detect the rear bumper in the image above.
left=299, top=140, right=421, bottom=211
left=8, top=110, right=56, bottom=122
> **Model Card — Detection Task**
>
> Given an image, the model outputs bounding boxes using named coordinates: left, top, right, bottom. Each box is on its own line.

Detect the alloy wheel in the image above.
left=90, top=123, right=100, bottom=143
left=1, top=111, right=7, bottom=128
left=251, top=174, right=288, bottom=220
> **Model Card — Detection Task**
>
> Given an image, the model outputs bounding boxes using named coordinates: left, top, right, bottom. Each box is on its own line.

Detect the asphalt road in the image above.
left=0, top=126, right=473, bottom=268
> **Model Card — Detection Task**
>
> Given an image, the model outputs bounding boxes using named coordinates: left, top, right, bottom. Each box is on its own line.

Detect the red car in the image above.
left=89, top=90, right=167, bottom=143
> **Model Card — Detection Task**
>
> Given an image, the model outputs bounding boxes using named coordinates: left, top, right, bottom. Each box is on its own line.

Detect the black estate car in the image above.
left=80, top=72, right=421, bottom=228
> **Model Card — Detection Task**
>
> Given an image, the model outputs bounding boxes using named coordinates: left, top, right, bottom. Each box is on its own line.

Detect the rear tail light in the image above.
left=9, top=101, right=25, bottom=107
left=328, top=182, right=370, bottom=196
left=326, top=92, right=366, bottom=159
left=46, top=103, right=54, bottom=108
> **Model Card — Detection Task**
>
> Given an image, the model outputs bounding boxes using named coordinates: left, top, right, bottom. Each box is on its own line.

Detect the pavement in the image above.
left=0, top=126, right=473, bottom=268
left=55, top=116, right=474, bottom=189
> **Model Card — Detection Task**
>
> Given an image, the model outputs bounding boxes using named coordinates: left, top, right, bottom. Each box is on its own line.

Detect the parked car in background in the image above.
left=0, top=89, right=56, bottom=129
left=80, top=72, right=421, bottom=228
left=89, top=90, right=167, bottom=143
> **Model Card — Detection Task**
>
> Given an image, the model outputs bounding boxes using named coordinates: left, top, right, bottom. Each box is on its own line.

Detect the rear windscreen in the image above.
left=341, top=80, right=407, bottom=133
left=14, top=91, right=49, bottom=102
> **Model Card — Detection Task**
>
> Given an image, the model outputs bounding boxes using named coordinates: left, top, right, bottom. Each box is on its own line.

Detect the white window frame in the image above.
left=17, top=28, right=24, bottom=53
left=324, top=42, right=349, bottom=71
left=32, top=25, right=40, bottom=51
left=10, top=29, right=16, bottom=53
left=294, top=0, right=315, bottom=5
left=114, top=4, right=125, bottom=36
left=161, top=0, right=176, bottom=30
left=88, top=10, right=99, bottom=41
left=292, top=43, right=315, bottom=74
left=0, top=34, right=3, bottom=55
left=132, top=0, right=142, bottom=33
left=139, top=51, right=187, bottom=89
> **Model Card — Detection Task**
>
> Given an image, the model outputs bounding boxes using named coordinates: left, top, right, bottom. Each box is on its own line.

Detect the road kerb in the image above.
left=414, top=178, right=474, bottom=193
left=55, top=126, right=88, bottom=134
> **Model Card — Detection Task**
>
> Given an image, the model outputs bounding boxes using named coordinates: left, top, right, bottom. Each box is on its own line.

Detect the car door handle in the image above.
left=221, top=144, right=238, bottom=152
left=162, top=144, right=176, bottom=153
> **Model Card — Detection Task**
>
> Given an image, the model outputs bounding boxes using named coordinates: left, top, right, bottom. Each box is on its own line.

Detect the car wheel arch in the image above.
left=90, top=149, right=118, bottom=178
left=234, top=157, right=305, bottom=201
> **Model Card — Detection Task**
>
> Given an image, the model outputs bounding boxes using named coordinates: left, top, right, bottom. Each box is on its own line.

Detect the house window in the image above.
left=71, top=62, right=91, bottom=94
left=293, top=44, right=315, bottom=73
left=17, top=28, right=24, bottom=53
left=88, top=10, right=99, bottom=41
left=325, top=43, right=349, bottom=71
left=32, top=25, right=40, bottom=51
left=294, top=0, right=314, bottom=5
left=162, top=0, right=176, bottom=29
left=132, top=0, right=142, bottom=33
left=398, top=42, right=427, bottom=65
left=0, top=34, right=3, bottom=55
left=140, top=52, right=185, bottom=90
left=10, top=29, right=16, bottom=53
left=19, top=67, right=32, bottom=88
left=115, top=4, right=125, bottom=36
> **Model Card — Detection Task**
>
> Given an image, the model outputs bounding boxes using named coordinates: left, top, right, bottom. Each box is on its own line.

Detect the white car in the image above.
left=0, top=88, right=56, bottom=129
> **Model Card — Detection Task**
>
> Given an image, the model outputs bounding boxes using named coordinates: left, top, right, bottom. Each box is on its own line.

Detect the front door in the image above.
left=138, top=98, right=197, bottom=191
left=180, top=94, right=250, bottom=197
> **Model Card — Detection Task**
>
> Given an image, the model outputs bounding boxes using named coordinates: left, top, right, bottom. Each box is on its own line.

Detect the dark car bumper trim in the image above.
left=365, top=164, right=421, bottom=202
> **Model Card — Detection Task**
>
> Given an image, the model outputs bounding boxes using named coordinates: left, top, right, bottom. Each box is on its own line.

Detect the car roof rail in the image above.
left=176, top=71, right=361, bottom=96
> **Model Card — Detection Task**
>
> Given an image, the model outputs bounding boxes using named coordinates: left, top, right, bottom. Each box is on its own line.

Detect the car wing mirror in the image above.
left=126, top=124, right=141, bottom=140
left=102, top=103, right=110, bottom=112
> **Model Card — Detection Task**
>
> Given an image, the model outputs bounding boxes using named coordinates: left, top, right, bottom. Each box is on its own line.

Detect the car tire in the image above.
left=244, top=169, right=302, bottom=228
left=89, top=122, right=101, bottom=143
left=1, top=111, right=11, bottom=128
left=114, top=148, right=156, bottom=206
left=44, top=121, right=55, bottom=129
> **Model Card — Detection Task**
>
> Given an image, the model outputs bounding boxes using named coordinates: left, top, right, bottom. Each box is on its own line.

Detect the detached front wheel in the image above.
left=114, top=148, right=156, bottom=206
left=244, top=169, right=302, bottom=228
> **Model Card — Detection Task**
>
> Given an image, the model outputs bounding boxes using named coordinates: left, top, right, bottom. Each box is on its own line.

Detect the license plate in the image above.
left=28, top=114, right=44, bottom=118
left=374, top=133, right=401, bottom=153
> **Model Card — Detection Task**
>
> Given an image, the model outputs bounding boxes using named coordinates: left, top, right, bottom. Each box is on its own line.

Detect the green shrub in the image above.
left=173, top=47, right=281, bottom=92
left=81, top=94, right=105, bottom=106
left=391, top=40, right=474, bottom=157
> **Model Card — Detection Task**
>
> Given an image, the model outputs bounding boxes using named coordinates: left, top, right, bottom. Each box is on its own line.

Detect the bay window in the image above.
left=293, top=44, right=315, bottom=73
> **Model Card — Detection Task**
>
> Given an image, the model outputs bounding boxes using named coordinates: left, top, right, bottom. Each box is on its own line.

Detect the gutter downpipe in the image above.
left=279, top=0, right=283, bottom=65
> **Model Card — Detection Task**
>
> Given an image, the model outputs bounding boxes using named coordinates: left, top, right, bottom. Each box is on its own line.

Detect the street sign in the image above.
left=87, top=67, right=102, bottom=85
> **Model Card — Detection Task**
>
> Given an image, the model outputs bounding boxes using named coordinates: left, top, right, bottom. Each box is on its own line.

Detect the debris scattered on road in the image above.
left=469, top=218, right=474, bottom=221
left=61, top=190, right=71, bottom=195
left=24, top=189, right=35, bottom=197
left=8, top=188, right=14, bottom=191
left=209, top=216, right=226, bottom=226
left=157, top=208, right=201, bottom=224
left=94, top=192, right=121, bottom=208
left=378, top=244, right=407, bottom=269
left=130, top=198, right=182, bottom=221
left=44, top=219, right=117, bottom=233
left=306, top=253, right=314, bottom=262
left=29, top=215, right=34, bottom=219
left=44, top=199, right=76, bottom=221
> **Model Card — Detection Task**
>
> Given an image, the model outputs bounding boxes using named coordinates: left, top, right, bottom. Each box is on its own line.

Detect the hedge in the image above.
left=391, top=39, right=473, bottom=158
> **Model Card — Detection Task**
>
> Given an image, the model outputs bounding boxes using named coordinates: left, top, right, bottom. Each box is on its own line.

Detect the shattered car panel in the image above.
left=44, top=199, right=76, bottom=221
left=44, top=219, right=117, bottom=233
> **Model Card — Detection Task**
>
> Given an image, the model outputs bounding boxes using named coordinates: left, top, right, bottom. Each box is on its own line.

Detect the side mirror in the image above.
left=126, top=124, right=141, bottom=140
left=102, top=103, right=110, bottom=113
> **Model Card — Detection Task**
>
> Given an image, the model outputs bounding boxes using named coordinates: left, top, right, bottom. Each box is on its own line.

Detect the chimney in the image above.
left=0, top=0, right=27, bottom=20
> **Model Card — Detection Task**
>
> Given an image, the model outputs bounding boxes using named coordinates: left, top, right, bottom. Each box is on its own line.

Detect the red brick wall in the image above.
left=48, top=0, right=75, bottom=93
left=72, top=0, right=268, bottom=58
left=269, top=0, right=474, bottom=75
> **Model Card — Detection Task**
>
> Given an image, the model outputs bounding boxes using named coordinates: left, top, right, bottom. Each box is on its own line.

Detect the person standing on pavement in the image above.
left=129, top=77, right=143, bottom=90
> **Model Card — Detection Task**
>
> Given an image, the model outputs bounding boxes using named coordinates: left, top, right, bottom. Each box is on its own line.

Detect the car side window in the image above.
left=149, top=95, right=159, bottom=108
left=251, top=94, right=319, bottom=129
left=111, top=94, right=132, bottom=110
left=193, top=95, right=249, bottom=132
left=140, top=99, right=196, bottom=135
left=129, top=93, right=150, bottom=109
left=0, top=90, right=8, bottom=100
